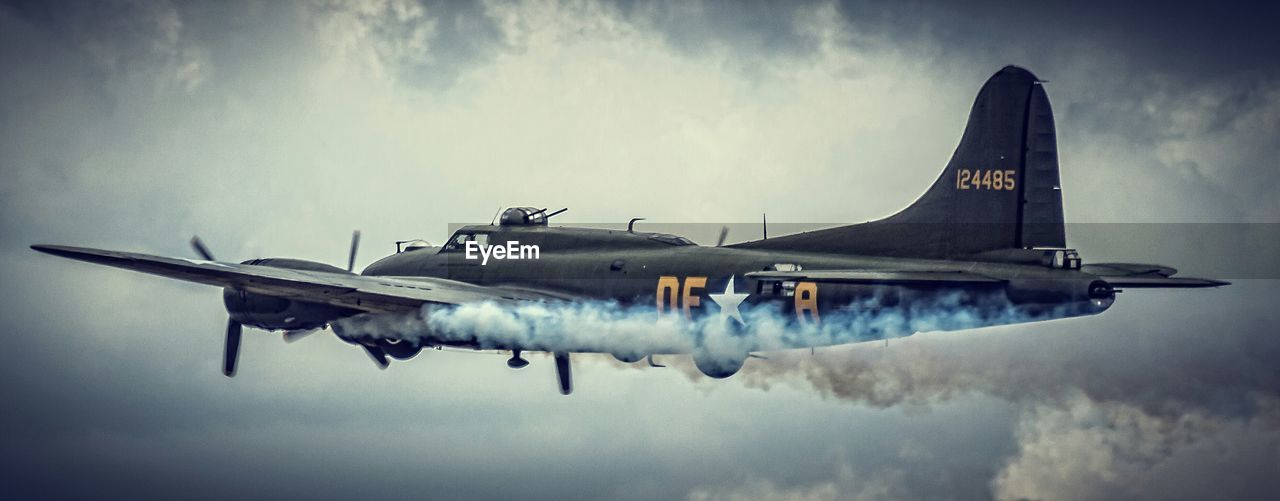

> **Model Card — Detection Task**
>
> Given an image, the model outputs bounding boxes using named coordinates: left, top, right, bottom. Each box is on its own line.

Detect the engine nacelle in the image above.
left=223, top=288, right=356, bottom=331
left=379, top=338, right=423, bottom=360
left=328, top=311, right=437, bottom=354
left=693, top=350, right=746, bottom=379
left=223, top=258, right=360, bottom=330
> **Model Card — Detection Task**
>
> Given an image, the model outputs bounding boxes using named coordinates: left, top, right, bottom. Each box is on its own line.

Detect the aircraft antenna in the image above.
left=490, top=207, right=503, bottom=226
left=627, top=217, right=645, bottom=233
left=762, top=213, right=768, bottom=240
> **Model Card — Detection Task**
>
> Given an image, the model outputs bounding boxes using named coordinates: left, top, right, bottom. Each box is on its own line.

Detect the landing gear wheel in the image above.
left=507, top=349, right=529, bottom=369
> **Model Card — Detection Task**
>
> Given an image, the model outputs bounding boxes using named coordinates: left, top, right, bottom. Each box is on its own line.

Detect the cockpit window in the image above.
left=440, top=232, right=488, bottom=252
left=648, top=234, right=695, bottom=246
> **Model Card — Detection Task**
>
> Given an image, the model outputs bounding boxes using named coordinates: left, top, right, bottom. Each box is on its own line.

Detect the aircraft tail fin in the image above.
left=732, top=65, right=1065, bottom=258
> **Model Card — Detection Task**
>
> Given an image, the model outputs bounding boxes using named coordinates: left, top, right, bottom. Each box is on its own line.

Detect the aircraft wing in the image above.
left=744, top=269, right=1005, bottom=284
left=31, top=244, right=558, bottom=313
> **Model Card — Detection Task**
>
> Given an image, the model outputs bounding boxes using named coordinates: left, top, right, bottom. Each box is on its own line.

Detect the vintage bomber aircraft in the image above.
left=32, top=66, right=1226, bottom=394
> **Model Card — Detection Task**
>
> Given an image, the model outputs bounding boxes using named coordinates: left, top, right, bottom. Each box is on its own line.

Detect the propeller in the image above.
left=362, top=344, right=390, bottom=369
left=190, top=236, right=215, bottom=261
left=716, top=226, right=729, bottom=247
left=190, top=236, right=244, bottom=378
left=191, top=230, right=368, bottom=377
left=347, top=230, right=361, bottom=272
left=554, top=351, right=573, bottom=395
left=223, top=319, right=242, bottom=376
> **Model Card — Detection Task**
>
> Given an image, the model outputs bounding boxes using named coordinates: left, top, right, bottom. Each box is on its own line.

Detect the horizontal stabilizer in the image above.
left=1082, top=262, right=1178, bottom=278
left=1082, top=262, right=1228, bottom=287
left=1104, top=277, right=1230, bottom=288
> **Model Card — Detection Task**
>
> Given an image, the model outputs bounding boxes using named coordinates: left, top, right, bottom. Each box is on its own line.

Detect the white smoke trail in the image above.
left=331, top=291, right=1046, bottom=369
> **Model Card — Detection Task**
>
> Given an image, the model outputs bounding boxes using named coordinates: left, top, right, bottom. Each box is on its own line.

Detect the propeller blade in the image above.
left=554, top=351, right=573, bottom=395
left=190, top=236, right=215, bottom=261
left=716, top=226, right=729, bottom=247
left=347, top=230, right=361, bottom=272
left=362, top=344, right=389, bottom=369
left=223, top=320, right=242, bottom=377
left=283, top=329, right=318, bottom=343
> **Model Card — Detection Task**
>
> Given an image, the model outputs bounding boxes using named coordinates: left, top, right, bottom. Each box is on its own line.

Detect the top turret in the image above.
left=499, top=207, right=549, bottom=226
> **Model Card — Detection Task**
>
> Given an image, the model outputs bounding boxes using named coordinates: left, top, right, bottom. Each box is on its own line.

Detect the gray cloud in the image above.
left=994, top=394, right=1280, bottom=500
left=3, top=1, right=1277, bottom=499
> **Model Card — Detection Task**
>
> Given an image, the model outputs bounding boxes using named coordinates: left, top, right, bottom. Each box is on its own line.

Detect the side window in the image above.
left=473, top=234, right=489, bottom=247
left=755, top=280, right=796, bottom=297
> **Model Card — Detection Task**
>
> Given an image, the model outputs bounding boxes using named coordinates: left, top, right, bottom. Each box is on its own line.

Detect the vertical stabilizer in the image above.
left=731, top=66, right=1066, bottom=258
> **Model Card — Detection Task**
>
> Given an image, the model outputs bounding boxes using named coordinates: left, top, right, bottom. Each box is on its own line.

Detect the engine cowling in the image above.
left=223, top=258, right=360, bottom=330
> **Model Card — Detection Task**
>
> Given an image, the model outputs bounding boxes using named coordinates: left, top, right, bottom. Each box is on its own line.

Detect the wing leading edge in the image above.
left=31, top=244, right=552, bottom=313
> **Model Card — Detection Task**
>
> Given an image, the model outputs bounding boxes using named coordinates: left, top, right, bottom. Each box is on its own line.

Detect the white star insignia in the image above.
left=707, top=276, right=750, bottom=324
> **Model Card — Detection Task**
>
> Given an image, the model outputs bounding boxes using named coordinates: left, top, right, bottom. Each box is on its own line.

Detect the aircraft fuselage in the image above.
left=359, top=224, right=1114, bottom=352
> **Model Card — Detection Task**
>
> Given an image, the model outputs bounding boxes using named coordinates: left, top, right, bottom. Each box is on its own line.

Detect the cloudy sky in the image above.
left=2, top=0, right=1277, bottom=499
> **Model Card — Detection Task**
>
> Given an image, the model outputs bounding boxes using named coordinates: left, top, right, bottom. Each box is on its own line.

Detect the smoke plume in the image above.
left=331, top=290, right=1050, bottom=368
